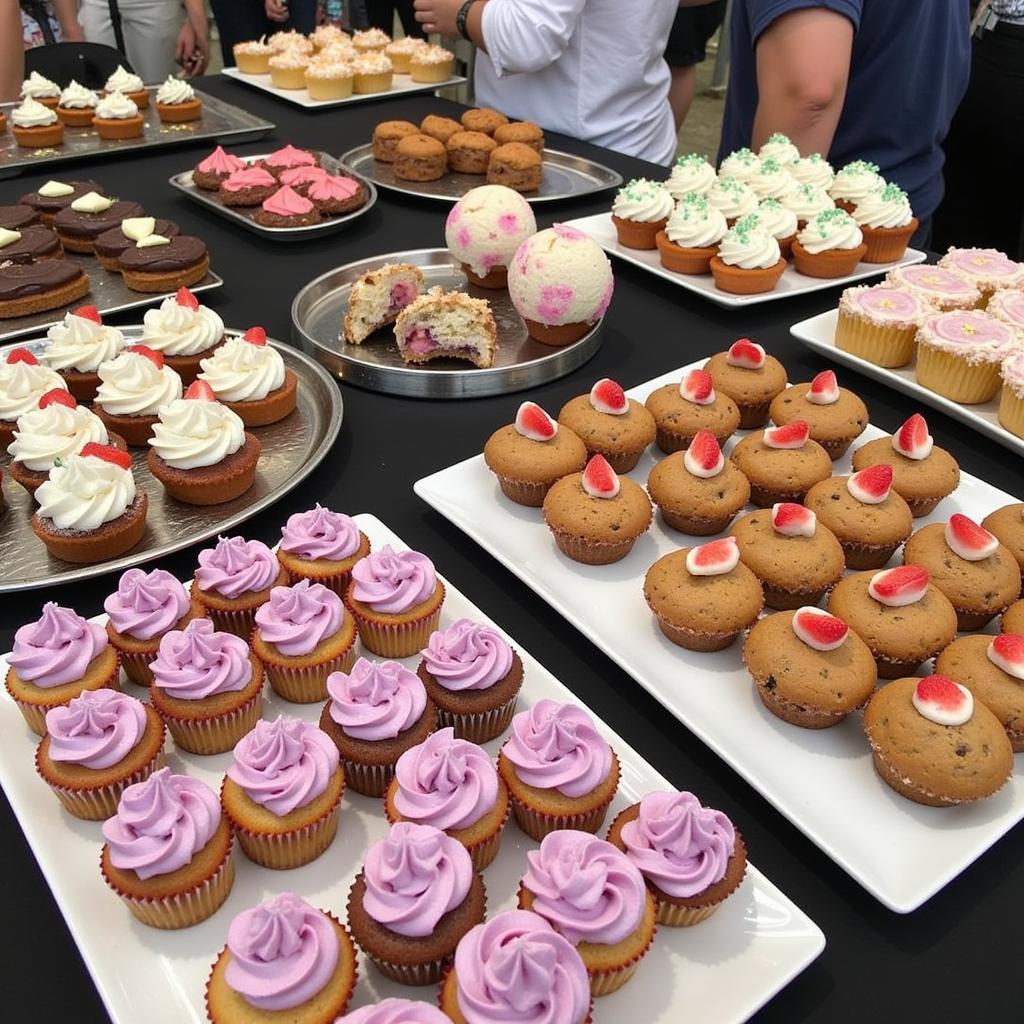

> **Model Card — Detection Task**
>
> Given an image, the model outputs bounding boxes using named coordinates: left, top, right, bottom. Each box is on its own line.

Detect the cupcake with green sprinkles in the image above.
left=706, top=175, right=758, bottom=224
left=748, top=157, right=797, bottom=200
left=718, top=147, right=761, bottom=185
left=829, top=159, right=886, bottom=212
left=709, top=214, right=786, bottom=294
left=750, top=198, right=798, bottom=258
left=852, top=182, right=919, bottom=263
left=611, top=177, right=673, bottom=249
left=665, top=152, right=717, bottom=199
left=656, top=192, right=728, bottom=274
left=792, top=208, right=867, bottom=278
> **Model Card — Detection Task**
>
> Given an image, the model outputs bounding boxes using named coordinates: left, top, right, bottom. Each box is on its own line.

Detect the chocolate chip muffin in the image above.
left=446, top=130, right=496, bottom=174
left=372, top=120, right=419, bottom=162
left=394, top=133, right=447, bottom=182
left=487, top=143, right=543, bottom=192
left=461, top=107, right=509, bottom=135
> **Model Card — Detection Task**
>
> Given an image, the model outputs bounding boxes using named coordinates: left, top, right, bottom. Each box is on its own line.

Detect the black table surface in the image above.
left=2, top=76, right=1022, bottom=1022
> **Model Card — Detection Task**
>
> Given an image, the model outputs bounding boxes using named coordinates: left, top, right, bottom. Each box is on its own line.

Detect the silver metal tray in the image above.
left=221, top=66, right=466, bottom=109
left=0, top=89, right=274, bottom=179
left=0, top=252, right=222, bottom=343
left=0, top=329, right=343, bottom=592
left=339, top=143, right=623, bottom=205
left=292, top=248, right=603, bottom=398
left=167, top=150, right=378, bottom=240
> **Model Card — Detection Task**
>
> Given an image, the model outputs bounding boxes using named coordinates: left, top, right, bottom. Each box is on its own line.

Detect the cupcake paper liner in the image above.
left=550, top=530, right=638, bottom=566
left=233, top=799, right=341, bottom=869
left=611, top=214, right=666, bottom=251
left=734, top=401, right=772, bottom=430
left=162, top=690, right=264, bottom=755
left=839, top=540, right=902, bottom=571
left=351, top=602, right=444, bottom=660
left=368, top=953, right=449, bottom=987
left=916, top=345, right=1002, bottom=404
left=588, top=959, right=643, bottom=998
left=204, top=605, right=262, bottom=640
left=999, top=386, right=1024, bottom=440
left=494, top=475, right=549, bottom=507
left=40, top=749, right=166, bottom=822
left=658, top=508, right=736, bottom=536
left=657, top=900, right=721, bottom=927
left=860, top=220, right=917, bottom=264
left=510, top=794, right=614, bottom=842
left=341, top=757, right=395, bottom=798
left=835, top=311, right=917, bottom=368
left=762, top=582, right=832, bottom=611
left=655, top=615, right=744, bottom=653
left=117, top=648, right=157, bottom=687
left=262, top=646, right=356, bottom=704
left=436, top=693, right=519, bottom=744
left=953, top=604, right=1005, bottom=632
left=904, top=495, right=945, bottom=518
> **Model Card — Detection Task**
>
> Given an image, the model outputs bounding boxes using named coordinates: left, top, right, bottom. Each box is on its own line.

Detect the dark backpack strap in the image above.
left=21, top=0, right=58, bottom=45
left=107, top=0, right=127, bottom=56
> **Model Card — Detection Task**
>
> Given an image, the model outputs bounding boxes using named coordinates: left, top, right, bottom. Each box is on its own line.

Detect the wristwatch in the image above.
left=456, top=0, right=475, bottom=41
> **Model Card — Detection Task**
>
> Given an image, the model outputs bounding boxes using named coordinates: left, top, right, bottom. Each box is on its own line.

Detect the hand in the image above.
left=175, top=19, right=197, bottom=69
left=266, top=0, right=289, bottom=22
left=413, top=0, right=464, bottom=37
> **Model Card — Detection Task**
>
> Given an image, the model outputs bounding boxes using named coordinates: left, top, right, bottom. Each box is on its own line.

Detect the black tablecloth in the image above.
left=1, top=76, right=1021, bottom=1022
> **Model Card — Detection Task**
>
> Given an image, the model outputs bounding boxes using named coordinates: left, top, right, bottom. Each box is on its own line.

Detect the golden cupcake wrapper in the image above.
left=436, top=693, right=520, bottom=744
left=839, top=540, right=902, bottom=571
left=233, top=800, right=341, bottom=869
left=494, top=475, right=549, bottom=507
left=835, top=312, right=916, bottom=368
left=162, top=691, right=263, bottom=755
left=589, top=959, right=643, bottom=997
left=999, top=386, right=1024, bottom=440
left=42, top=749, right=166, bottom=821
left=341, top=757, right=395, bottom=797
left=916, top=345, right=1002, bottom=404
left=510, top=794, right=613, bottom=842
left=353, top=607, right=443, bottom=660
left=205, top=606, right=260, bottom=640
left=368, top=954, right=449, bottom=987
left=657, top=900, right=720, bottom=927
left=263, top=647, right=356, bottom=704
left=550, top=530, right=639, bottom=566
left=118, top=649, right=156, bottom=687
left=279, top=565, right=353, bottom=597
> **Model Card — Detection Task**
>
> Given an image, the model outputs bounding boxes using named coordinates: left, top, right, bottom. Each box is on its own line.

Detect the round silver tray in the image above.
left=339, top=144, right=623, bottom=205
left=0, top=330, right=343, bottom=592
left=291, top=249, right=603, bottom=398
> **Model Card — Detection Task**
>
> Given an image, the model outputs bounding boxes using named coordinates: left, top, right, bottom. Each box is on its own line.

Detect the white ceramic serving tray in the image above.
left=791, top=308, right=1024, bottom=458
left=415, top=366, right=1024, bottom=913
left=0, top=514, right=823, bottom=1024
left=221, top=66, right=465, bottom=108
left=562, top=213, right=927, bottom=309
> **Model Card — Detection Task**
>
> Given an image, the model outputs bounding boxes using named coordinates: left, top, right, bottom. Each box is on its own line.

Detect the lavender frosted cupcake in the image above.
left=347, top=821, right=486, bottom=986
left=345, top=545, right=446, bottom=658
left=343, top=999, right=449, bottom=1023
left=498, top=700, right=620, bottom=840
left=206, top=893, right=358, bottom=1023
left=104, top=567, right=204, bottom=685
left=193, top=535, right=289, bottom=638
left=384, top=728, right=511, bottom=871
left=518, top=830, right=657, bottom=996
left=607, top=790, right=748, bottom=926
left=277, top=504, right=371, bottom=594
left=319, top=657, right=436, bottom=796
left=148, top=618, right=264, bottom=754
left=221, top=715, right=344, bottom=868
left=417, top=618, right=523, bottom=741
left=252, top=578, right=357, bottom=702
left=35, top=688, right=165, bottom=819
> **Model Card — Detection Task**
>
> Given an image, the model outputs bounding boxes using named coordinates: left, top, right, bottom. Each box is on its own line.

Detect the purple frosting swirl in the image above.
left=452, top=910, right=591, bottom=1024
left=350, top=545, right=437, bottom=614
left=523, top=830, right=646, bottom=945
left=420, top=619, right=513, bottom=692
left=326, top=657, right=427, bottom=741
left=254, top=579, right=345, bottom=657
left=104, top=568, right=190, bottom=641
left=101, top=767, right=220, bottom=879
left=225, top=893, right=339, bottom=1012
left=340, top=998, right=450, bottom=1024
left=45, top=688, right=148, bottom=769
left=619, top=790, right=736, bottom=898
left=502, top=700, right=612, bottom=798
left=227, top=716, right=339, bottom=816
left=362, top=821, right=473, bottom=938
left=195, top=536, right=280, bottom=599
left=8, top=602, right=108, bottom=689
left=393, top=728, right=498, bottom=831
left=280, top=504, right=362, bottom=561
left=150, top=618, right=252, bottom=700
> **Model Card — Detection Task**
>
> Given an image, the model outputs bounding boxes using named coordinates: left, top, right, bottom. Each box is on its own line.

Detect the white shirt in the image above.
left=477, top=0, right=678, bottom=165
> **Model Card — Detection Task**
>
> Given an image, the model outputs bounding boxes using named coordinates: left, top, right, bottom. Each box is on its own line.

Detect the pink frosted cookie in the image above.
left=193, top=146, right=246, bottom=190
left=253, top=185, right=322, bottom=228
left=885, top=264, right=981, bottom=311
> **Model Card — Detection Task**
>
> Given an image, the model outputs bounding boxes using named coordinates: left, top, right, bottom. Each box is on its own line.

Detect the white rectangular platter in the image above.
left=221, top=66, right=465, bottom=108
left=414, top=366, right=1024, bottom=913
left=791, top=307, right=1024, bottom=458
left=0, top=513, right=823, bottom=1024
left=562, top=213, right=926, bottom=309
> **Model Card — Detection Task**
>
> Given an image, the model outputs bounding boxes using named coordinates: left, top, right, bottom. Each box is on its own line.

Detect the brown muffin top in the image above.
left=730, top=432, right=832, bottom=495
left=494, top=121, right=544, bottom=146
left=982, top=503, right=1024, bottom=570
left=420, top=114, right=463, bottom=143
left=851, top=437, right=960, bottom=503
left=804, top=475, right=913, bottom=546
left=446, top=130, right=497, bottom=155
left=483, top=422, right=586, bottom=485
left=374, top=119, right=419, bottom=140
left=769, top=383, right=869, bottom=444
left=705, top=351, right=788, bottom=405
left=648, top=453, right=750, bottom=519
left=557, top=395, right=656, bottom=456
left=1005, top=600, right=1024, bottom=633
left=396, top=133, right=446, bottom=159
left=542, top=473, right=652, bottom=543
left=461, top=107, right=509, bottom=134
left=490, top=142, right=542, bottom=170
left=730, top=508, right=845, bottom=591
left=645, top=383, right=741, bottom=441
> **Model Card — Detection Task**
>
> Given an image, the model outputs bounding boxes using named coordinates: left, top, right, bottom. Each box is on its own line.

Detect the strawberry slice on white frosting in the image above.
left=892, top=413, right=933, bottom=460
left=589, top=378, right=628, bottom=415
left=581, top=454, right=619, bottom=498
left=763, top=420, right=809, bottom=449
left=680, top=368, right=715, bottom=405
left=514, top=401, right=557, bottom=441
left=987, top=634, right=1024, bottom=680
left=771, top=502, right=816, bottom=537
left=791, top=606, right=848, bottom=651
left=806, top=369, right=839, bottom=405
left=868, top=565, right=929, bottom=606
left=847, top=464, right=892, bottom=504
left=685, top=536, right=739, bottom=576
left=944, top=513, right=998, bottom=561
left=911, top=674, right=973, bottom=726
left=726, top=338, right=765, bottom=368
left=683, top=430, right=724, bottom=478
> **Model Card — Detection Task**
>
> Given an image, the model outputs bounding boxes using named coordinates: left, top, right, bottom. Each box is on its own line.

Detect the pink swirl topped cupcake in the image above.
left=193, top=145, right=246, bottom=190
left=347, top=821, right=486, bottom=986
left=416, top=617, right=523, bottom=741
left=939, top=247, right=1024, bottom=302
left=885, top=263, right=982, bottom=311
left=384, top=727, right=510, bottom=870
left=194, top=534, right=289, bottom=637
left=35, top=688, right=165, bottom=819
left=100, top=767, right=234, bottom=928
left=835, top=283, right=928, bottom=368
left=252, top=578, right=357, bottom=702
left=498, top=699, right=619, bottom=840
left=608, top=789, right=748, bottom=927
left=206, top=892, right=358, bottom=1022
left=440, top=909, right=591, bottom=1024
left=519, top=829, right=656, bottom=995
left=277, top=503, right=370, bottom=593
left=5, top=602, right=119, bottom=734
left=343, top=999, right=449, bottom=1024
left=104, top=567, right=202, bottom=685
left=148, top=618, right=264, bottom=755
left=346, top=544, right=446, bottom=658
left=222, top=715, right=343, bottom=868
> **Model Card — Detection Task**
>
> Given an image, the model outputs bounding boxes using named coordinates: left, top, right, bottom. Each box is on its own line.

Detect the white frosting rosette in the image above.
left=748, top=157, right=797, bottom=200
left=198, top=337, right=285, bottom=402
left=612, top=178, right=673, bottom=223
left=95, top=352, right=182, bottom=416
left=751, top=198, right=798, bottom=241
left=58, top=80, right=99, bottom=109
left=664, top=154, right=717, bottom=198
left=0, top=361, right=66, bottom=420
left=706, top=176, right=758, bottom=220
left=781, top=183, right=835, bottom=222
left=8, top=404, right=110, bottom=471
left=149, top=397, right=245, bottom=469
left=787, top=153, right=834, bottom=189
left=140, top=296, right=224, bottom=356
left=717, top=218, right=781, bottom=269
left=664, top=194, right=727, bottom=248
left=155, top=76, right=195, bottom=105
left=12, top=97, right=58, bottom=128
left=35, top=452, right=136, bottom=530
left=797, top=209, right=864, bottom=253
left=829, top=160, right=886, bottom=204
left=718, top=147, right=761, bottom=184
left=21, top=71, right=60, bottom=100
left=759, top=132, right=800, bottom=164
left=95, top=91, right=139, bottom=120
left=105, top=65, right=144, bottom=93
left=43, top=313, right=125, bottom=372
left=853, top=183, right=914, bottom=229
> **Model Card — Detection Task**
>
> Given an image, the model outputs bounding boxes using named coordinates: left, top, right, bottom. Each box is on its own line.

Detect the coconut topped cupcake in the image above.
left=988, top=288, right=1024, bottom=331
left=939, top=247, right=1024, bottom=293
left=916, top=310, right=1017, bottom=364
left=885, top=264, right=982, bottom=310
left=839, top=284, right=927, bottom=327
left=665, top=152, right=717, bottom=197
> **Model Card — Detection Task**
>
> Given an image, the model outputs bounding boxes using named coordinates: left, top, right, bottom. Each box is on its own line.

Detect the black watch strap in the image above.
left=456, top=0, right=475, bottom=41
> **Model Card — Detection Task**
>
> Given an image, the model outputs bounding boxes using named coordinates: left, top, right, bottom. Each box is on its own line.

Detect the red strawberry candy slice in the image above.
left=38, top=388, right=76, bottom=410
left=80, top=442, right=132, bottom=471
left=685, top=536, right=739, bottom=576
left=243, top=326, right=267, bottom=346
left=806, top=369, right=839, bottom=405
left=514, top=401, right=557, bottom=441
left=683, top=430, right=723, bottom=478
left=176, top=286, right=199, bottom=310
left=589, top=378, right=628, bottom=415
left=912, top=674, right=973, bottom=726
left=791, top=606, right=848, bottom=651
left=763, top=420, right=809, bottom=450
left=892, top=413, right=933, bottom=460
left=988, top=634, right=1024, bottom=680
left=868, top=565, right=929, bottom=607
left=945, top=513, right=997, bottom=561
left=581, top=454, right=620, bottom=499
left=771, top=502, right=816, bottom=537
left=726, top=338, right=765, bottom=369
left=72, top=304, right=102, bottom=324
left=6, top=347, right=38, bottom=365
left=680, top=368, right=715, bottom=405
left=847, top=463, right=892, bottom=504
left=127, top=344, right=164, bottom=369
left=185, top=380, right=216, bottom=402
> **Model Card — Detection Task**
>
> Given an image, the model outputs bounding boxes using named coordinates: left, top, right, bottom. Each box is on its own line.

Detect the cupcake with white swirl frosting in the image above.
left=138, top=286, right=224, bottom=382
left=718, top=146, right=761, bottom=184
left=829, top=159, right=886, bottom=211
left=93, top=90, right=144, bottom=140
left=94, top=345, right=183, bottom=446
left=41, top=305, right=126, bottom=399
left=709, top=215, right=786, bottom=295
left=792, top=207, right=867, bottom=278
left=780, top=182, right=835, bottom=227
left=706, top=175, right=758, bottom=224
left=750, top=197, right=798, bottom=257
left=610, top=178, right=673, bottom=249
left=664, top=152, right=717, bottom=199
left=747, top=156, right=796, bottom=200
left=655, top=192, right=727, bottom=274
left=852, top=182, right=918, bottom=263
left=154, top=75, right=201, bottom=123
left=758, top=131, right=800, bottom=164
left=102, top=64, right=147, bottom=106
left=787, top=152, right=834, bottom=190
left=55, top=79, right=99, bottom=127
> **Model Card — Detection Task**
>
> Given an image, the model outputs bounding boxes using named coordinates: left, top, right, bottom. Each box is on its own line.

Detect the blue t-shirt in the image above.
left=718, top=0, right=971, bottom=220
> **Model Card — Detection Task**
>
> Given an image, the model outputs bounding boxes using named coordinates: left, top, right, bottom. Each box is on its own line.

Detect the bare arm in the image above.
left=52, top=0, right=84, bottom=41
left=752, top=8, right=852, bottom=156
left=1, top=0, right=24, bottom=102
left=414, top=0, right=486, bottom=48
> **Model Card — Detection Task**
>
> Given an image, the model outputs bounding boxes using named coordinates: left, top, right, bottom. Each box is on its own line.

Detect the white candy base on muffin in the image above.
left=393, top=286, right=497, bottom=367
left=342, top=262, right=425, bottom=344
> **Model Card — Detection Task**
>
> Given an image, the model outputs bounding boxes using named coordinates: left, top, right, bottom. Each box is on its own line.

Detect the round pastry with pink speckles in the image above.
left=834, top=284, right=927, bottom=368
left=938, top=247, right=1024, bottom=302
left=885, top=264, right=981, bottom=311
left=507, top=224, right=614, bottom=345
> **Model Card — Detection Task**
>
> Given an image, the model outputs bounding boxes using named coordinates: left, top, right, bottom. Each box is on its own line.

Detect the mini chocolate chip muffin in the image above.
left=420, top=114, right=463, bottom=144
left=557, top=381, right=656, bottom=472
left=372, top=120, right=420, bottom=162
left=446, top=130, right=496, bottom=174
left=394, top=133, right=447, bottom=182
left=729, top=427, right=832, bottom=506
left=461, top=107, right=509, bottom=135
left=704, top=341, right=788, bottom=428
left=982, top=503, right=1024, bottom=589
left=768, top=373, right=868, bottom=459
left=645, top=368, right=741, bottom=453
left=487, top=143, right=543, bottom=192
left=1005, top=600, right=1024, bottom=633
left=493, top=121, right=544, bottom=153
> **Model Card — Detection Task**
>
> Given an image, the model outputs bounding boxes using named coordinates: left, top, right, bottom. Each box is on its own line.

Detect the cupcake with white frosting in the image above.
left=852, top=182, right=918, bottom=263
left=41, top=305, right=126, bottom=400
left=664, top=153, right=717, bottom=199
left=55, top=80, right=99, bottom=127
left=611, top=178, right=673, bottom=249
left=792, top=208, right=867, bottom=278
left=747, top=157, right=796, bottom=200
left=706, top=176, right=758, bottom=224
left=21, top=71, right=61, bottom=107
left=718, top=147, right=761, bottom=185
left=93, top=90, right=144, bottom=139
left=758, top=132, right=801, bottom=164
left=94, top=346, right=183, bottom=446
left=829, top=160, right=886, bottom=211
left=139, top=286, right=224, bottom=382
left=11, top=96, right=63, bottom=148
left=709, top=215, right=786, bottom=295
left=103, top=64, right=147, bottom=106
left=154, top=75, right=201, bottom=123
left=780, top=182, right=835, bottom=227
left=787, top=153, right=834, bottom=190
left=0, top=349, right=67, bottom=445
left=750, top=198, right=798, bottom=258
left=655, top=192, right=727, bottom=274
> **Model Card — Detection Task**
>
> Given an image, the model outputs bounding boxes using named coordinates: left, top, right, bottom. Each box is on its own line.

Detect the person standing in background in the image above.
left=667, top=0, right=725, bottom=130
left=367, top=0, right=424, bottom=39
left=3, top=0, right=27, bottom=99
left=265, top=0, right=317, bottom=34
left=21, top=0, right=84, bottom=46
